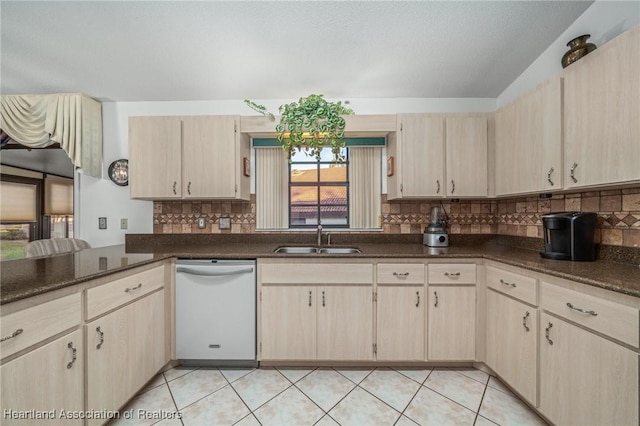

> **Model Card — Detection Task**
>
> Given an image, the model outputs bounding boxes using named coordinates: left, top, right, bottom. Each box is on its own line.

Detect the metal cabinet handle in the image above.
left=547, top=167, right=555, bottom=186
left=436, top=180, right=440, bottom=194
left=308, top=291, right=312, bottom=307
left=0, top=328, right=23, bottom=343
left=444, top=272, right=461, bottom=277
left=67, top=342, right=77, bottom=369
left=570, top=162, right=578, bottom=183
left=523, top=311, right=530, bottom=332
left=451, top=180, right=455, bottom=194
left=125, top=283, right=142, bottom=293
left=545, top=322, right=554, bottom=345
left=434, top=291, right=439, bottom=307
left=393, top=272, right=410, bottom=278
left=187, top=181, right=192, bottom=195
left=566, top=302, right=597, bottom=316
left=500, top=279, right=516, bottom=288
left=96, top=326, right=104, bottom=350
left=173, top=181, right=177, bottom=195
left=322, top=291, right=325, bottom=307
left=416, top=291, right=420, bottom=307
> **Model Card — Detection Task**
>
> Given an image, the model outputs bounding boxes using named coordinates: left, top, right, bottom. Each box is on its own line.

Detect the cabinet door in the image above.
left=563, top=26, right=640, bottom=188
left=539, top=312, right=639, bottom=426
left=129, top=116, right=182, bottom=198
left=445, top=116, right=487, bottom=197
left=486, top=289, right=537, bottom=405
left=397, top=114, right=445, bottom=197
left=86, top=290, right=166, bottom=425
left=494, top=103, right=517, bottom=195
left=317, top=286, right=373, bottom=360
left=261, top=286, right=316, bottom=360
left=377, top=286, right=424, bottom=360
left=428, top=286, right=475, bottom=360
left=1, top=330, right=83, bottom=426
left=182, top=116, right=239, bottom=198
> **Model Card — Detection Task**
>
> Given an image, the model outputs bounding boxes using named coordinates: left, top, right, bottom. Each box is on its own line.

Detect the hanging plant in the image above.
left=245, top=94, right=354, bottom=161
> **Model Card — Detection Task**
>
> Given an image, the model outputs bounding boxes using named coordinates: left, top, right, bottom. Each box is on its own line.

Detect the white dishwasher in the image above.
left=176, top=259, right=256, bottom=366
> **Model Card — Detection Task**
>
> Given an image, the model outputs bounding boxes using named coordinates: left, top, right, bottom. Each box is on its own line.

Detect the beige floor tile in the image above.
left=452, top=367, right=490, bottom=385
left=139, top=373, right=166, bottom=394
left=218, top=368, right=255, bottom=383
left=163, top=366, right=197, bottom=382
left=230, top=368, right=291, bottom=410
left=329, top=387, right=400, bottom=426
left=315, top=414, right=340, bottom=426
left=180, top=385, right=250, bottom=426
left=404, top=386, right=476, bottom=426
left=393, top=368, right=433, bottom=384
left=479, top=386, right=547, bottom=426
left=359, top=369, right=421, bottom=412
left=167, top=369, right=228, bottom=409
left=474, top=415, right=499, bottom=426
left=234, top=413, right=261, bottom=426
left=296, top=368, right=356, bottom=411
left=395, top=415, right=420, bottom=426
left=110, top=384, right=178, bottom=426
left=487, top=375, right=513, bottom=395
left=424, top=369, right=486, bottom=412
left=277, top=367, right=315, bottom=383
left=334, top=367, right=374, bottom=384
left=253, top=386, right=324, bottom=426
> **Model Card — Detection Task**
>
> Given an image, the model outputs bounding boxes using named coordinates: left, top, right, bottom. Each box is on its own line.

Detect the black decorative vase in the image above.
left=561, top=34, right=597, bottom=68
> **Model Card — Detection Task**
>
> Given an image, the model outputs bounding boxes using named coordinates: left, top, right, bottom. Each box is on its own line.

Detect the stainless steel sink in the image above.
left=273, top=246, right=362, bottom=254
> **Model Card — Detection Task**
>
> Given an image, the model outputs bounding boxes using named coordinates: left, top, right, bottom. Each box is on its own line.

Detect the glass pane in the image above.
left=50, top=216, right=69, bottom=239
left=290, top=186, right=318, bottom=204
left=291, top=205, right=318, bottom=226
left=290, top=147, right=345, bottom=163
left=319, top=164, right=347, bottom=182
left=45, top=176, right=73, bottom=215
left=0, top=181, right=37, bottom=221
left=0, top=223, right=31, bottom=260
left=320, top=206, right=348, bottom=226
left=291, top=166, right=318, bottom=183
left=320, top=186, right=347, bottom=205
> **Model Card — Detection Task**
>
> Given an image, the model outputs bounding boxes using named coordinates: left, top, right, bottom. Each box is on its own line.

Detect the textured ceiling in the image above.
left=1, top=1, right=593, bottom=102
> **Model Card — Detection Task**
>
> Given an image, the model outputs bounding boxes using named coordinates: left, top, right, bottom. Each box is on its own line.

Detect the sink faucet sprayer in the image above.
left=317, top=224, right=322, bottom=246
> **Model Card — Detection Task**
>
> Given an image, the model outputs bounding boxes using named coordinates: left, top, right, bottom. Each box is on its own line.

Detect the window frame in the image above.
left=0, top=173, right=44, bottom=241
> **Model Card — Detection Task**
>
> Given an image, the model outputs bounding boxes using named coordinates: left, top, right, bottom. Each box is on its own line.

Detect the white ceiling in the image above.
left=1, top=1, right=593, bottom=102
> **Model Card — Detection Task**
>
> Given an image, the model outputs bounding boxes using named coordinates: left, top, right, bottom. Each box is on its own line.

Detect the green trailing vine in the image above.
left=245, top=94, right=354, bottom=160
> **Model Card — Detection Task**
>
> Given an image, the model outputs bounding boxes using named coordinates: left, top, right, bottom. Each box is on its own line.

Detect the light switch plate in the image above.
left=219, top=216, right=231, bottom=230
left=120, top=218, right=128, bottom=229
left=98, top=217, right=107, bottom=229
left=197, top=217, right=206, bottom=229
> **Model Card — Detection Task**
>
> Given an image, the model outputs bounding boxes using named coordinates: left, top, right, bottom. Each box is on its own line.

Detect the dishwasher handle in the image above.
left=176, top=266, right=254, bottom=277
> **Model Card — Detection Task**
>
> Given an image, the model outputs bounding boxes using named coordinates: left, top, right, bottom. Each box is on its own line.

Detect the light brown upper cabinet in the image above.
left=494, top=76, right=562, bottom=196
left=562, top=25, right=640, bottom=189
left=387, top=114, right=487, bottom=199
left=129, top=115, right=250, bottom=200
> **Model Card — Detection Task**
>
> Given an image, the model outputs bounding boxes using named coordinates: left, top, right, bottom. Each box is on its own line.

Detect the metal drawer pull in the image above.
left=308, top=291, right=312, bottom=307
left=322, top=291, right=325, bottom=307
left=67, top=342, right=77, bottom=369
left=393, top=272, right=410, bottom=278
left=416, top=291, right=420, bottom=308
left=96, top=326, right=104, bottom=350
left=444, top=272, right=461, bottom=277
left=0, top=328, right=23, bottom=343
left=500, top=279, right=516, bottom=288
left=545, top=322, right=553, bottom=345
left=547, top=167, right=555, bottom=186
left=187, top=182, right=192, bottom=195
left=173, top=181, right=177, bottom=195
left=436, top=180, right=440, bottom=194
left=566, top=302, right=597, bottom=316
left=570, top=162, right=578, bottom=183
left=522, top=311, right=530, bottom=332
left=125, top=283, right=143, bottom=293
left=434, top=291, right=439, bottom=307
left=451, top=180, right=455, bottom=194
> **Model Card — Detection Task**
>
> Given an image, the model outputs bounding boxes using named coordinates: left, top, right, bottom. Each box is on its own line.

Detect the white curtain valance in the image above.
left=0, top=93, right=103, bottom=178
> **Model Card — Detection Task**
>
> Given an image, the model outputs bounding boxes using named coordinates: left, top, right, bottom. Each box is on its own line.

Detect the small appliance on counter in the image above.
left=541, top=212, right=597, bottom=261
left=424, top=206, right=449, bottom=247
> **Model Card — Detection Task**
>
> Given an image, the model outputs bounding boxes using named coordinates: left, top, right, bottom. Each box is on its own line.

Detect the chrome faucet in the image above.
left=317, top=224, right=323, bottom=246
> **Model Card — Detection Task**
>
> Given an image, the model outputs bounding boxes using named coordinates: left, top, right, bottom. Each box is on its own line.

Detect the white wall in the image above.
left=497, top=0, right=640, bottom=107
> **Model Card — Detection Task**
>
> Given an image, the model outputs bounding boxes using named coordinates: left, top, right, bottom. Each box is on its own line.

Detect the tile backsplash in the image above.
left=153, top=187, right=640, bottom=248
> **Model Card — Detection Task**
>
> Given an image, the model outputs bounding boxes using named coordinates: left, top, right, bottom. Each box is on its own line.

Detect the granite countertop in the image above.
left=2, top=234, right=639, bottom=305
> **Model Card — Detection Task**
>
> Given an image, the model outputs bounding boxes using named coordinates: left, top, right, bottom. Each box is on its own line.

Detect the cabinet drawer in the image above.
left=377, top=264, right=425, bottom=284
left=541, top=281, right=640, bottom=348
left=260, top=263, right=372, bottom=285
left=486, top=266, right=538, bottom=306
left=1, top=293, right=81, bottom=360
left=86, top=265, right=165, bottom=320
left=428, top=264, right=476, bottom=284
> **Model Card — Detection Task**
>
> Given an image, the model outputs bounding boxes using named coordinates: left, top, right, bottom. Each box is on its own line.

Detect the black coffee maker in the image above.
left=541, top=212, right=597, bottom=261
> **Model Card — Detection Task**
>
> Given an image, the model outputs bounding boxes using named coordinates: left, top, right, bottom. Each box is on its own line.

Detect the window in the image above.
left=0, top=174, right=41, bottom=260
left=289, top=147, right=349, bottom=228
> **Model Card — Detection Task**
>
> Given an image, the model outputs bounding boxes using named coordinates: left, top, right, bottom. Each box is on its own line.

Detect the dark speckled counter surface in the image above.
left=2, top=234, right=639, bottom=305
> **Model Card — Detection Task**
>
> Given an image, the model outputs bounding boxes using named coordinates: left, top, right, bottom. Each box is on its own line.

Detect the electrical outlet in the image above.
left=98, top=217, right=107, bottom=230
left=218, top=216, right=231, bottom=230
left=197, top=217, right=206, bottom=229
left=120, top=218, right=128, bottom=229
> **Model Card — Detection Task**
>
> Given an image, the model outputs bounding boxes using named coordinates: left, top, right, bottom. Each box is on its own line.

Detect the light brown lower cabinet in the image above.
left=0, top=329, right=84, bottom=426
left=376, top=286, right=425, bottom=361
left=86, top=290, right=167, bottom=426
left=539, top=312, right=639, bottom=426
left=427, top=286, right=476, bottom=360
